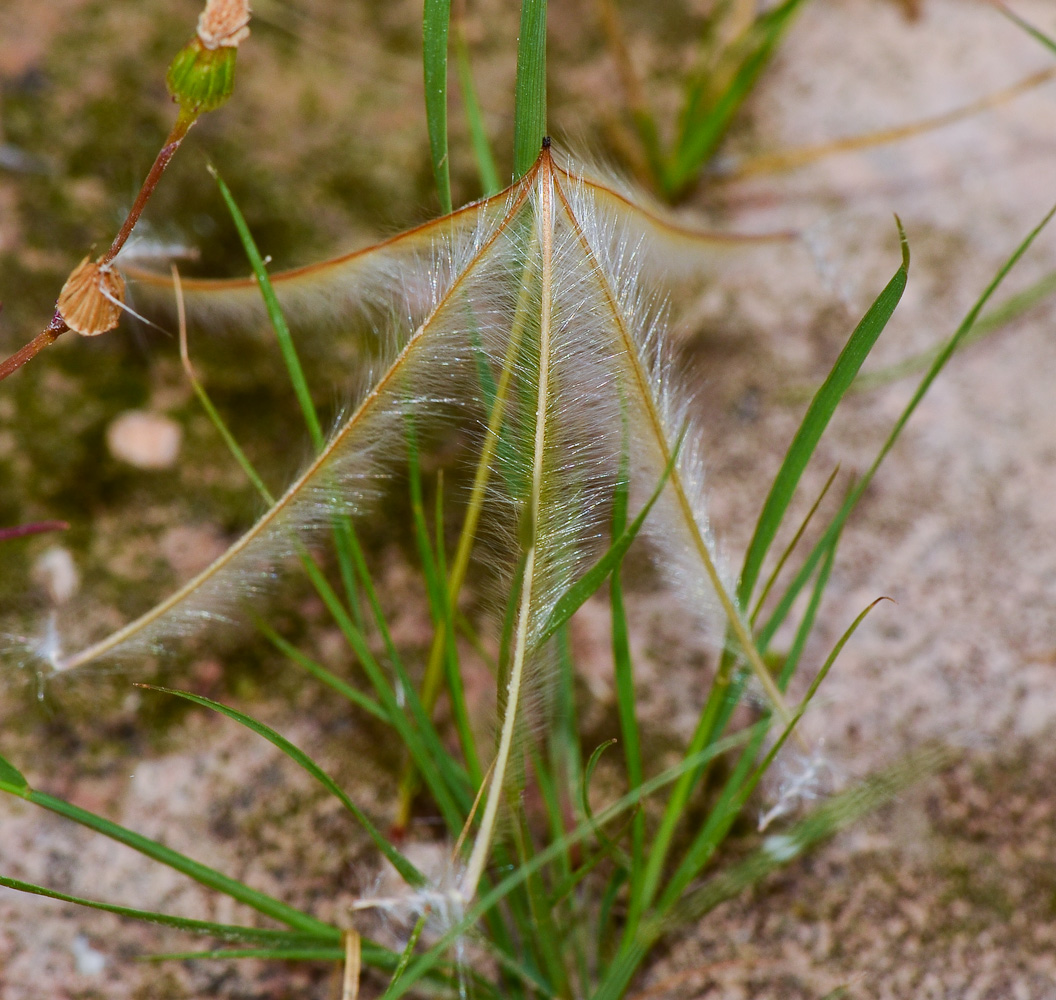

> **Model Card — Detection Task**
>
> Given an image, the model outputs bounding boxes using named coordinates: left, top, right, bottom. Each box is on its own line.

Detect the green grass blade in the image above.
left=148, top=941, right=405, bottom=971
left=148, top=946, right=344, bottom=961
left=739, top=221, right=909, bottom=607
left=0, top=752, right=27, bottom=790
left=254, top=617, right=389, bottom=723
left=670, top=744, right=957, bottom=926
left=212, top=168, right=322, bottom=449
left=424, top=0, right=453, bottom=213
left=610, top=439, right=646, bottom=923
left=850, top=268, right=1056, bottom=393
left=776, top=531, right=843, bottom=688
left=380, top=728, right=757, bottom=999
left=513, top=0, right=548, bottom=177
left=386, top=911, right=429, bottom=993
left=594, top=744, right=958, bottom=1000
left=535, top=431, right=682, bottom=644
left=596, top=866, right=628, bottom=971
left=140, top=685, right=425, bottom=888
left=997, top=2, right=1056, bottom=55
left=0, top=779, right=337, bottom=938
left=0, top=876, right=322, bottom=944
left=758, top=201, right=1056, bottom=650
left=666, top=0, right=808, bottom=194
left=213, top=167, right=367, bottom=621
left=553, top=625, right=583, bottom=799
left=751, top=464, right=839, bottom=625
left=186, top=373, right=274, bottom=502
left=454, top=22, right=501, bottom=195
left=530, top=744, right=571, bottom=883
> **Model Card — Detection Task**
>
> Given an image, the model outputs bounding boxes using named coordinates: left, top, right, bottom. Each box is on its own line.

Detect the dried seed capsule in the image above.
left=166, top=39, right=239, bottom=115
left=166, top=1, right=250, bottom=115
left=197, top=0, right=251, bottom=49
left=57, top=257, right=126, bottom=337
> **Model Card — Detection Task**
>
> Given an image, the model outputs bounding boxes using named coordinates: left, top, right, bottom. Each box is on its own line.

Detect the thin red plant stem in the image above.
left=0, top=112, right=197, bottom=384
left=99, top=114, right=195, bottom=266
left=0, top=521, right=70, bottom=543
left=0, top=313, right=68, bottom=382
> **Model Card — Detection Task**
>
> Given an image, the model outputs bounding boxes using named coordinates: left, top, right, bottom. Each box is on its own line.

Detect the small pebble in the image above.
left=31, top=545, right=79, bottom=604
left=106, top=410, right=182, bottom=469
left=71, top=934, right=106, bottom=975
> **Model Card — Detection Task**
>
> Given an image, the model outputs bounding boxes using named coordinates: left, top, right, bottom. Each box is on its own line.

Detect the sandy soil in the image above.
left=1, top=0, right=1055, bottom=997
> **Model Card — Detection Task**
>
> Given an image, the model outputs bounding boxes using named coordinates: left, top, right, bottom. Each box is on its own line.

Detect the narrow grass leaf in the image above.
left=212, top=168, right=323, bottom=449
left=758, top=201, right=1055, bottom=650
left=454, top=21, right=501, bottom=195
left=997, top=2, right=1056, bottom=55
left=424, top=0, right=453, bottom=212
left=513, top=0, right=548, bottom=177
left=582, top=739, right=619, bottom=820
left=739, top=220, right=909, bottom=607
left=386, top=911, right=429, bottom=993
left=148, top=947, right=345, bottom=961
left=610, top=438, right=646, bottom=915
left=751, top=464, right=839, bottom=625
left=140, top=685, right=425, bottom=888
left=0, top=752, right=27, bottom=790
left=0, top=876, right=322, bottom=945
left=776, top=524, right=842, bottom=687
left=0, top=780, right=337, bottom=938
left=254, top=617, right=389, bottom=723
left=666, top=0, right=808, bottom=194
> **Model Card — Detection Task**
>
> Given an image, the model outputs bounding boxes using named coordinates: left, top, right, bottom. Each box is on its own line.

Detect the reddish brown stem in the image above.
left=0, top=520, right=70, bottom=543
left=99, top=113, right=196, bottom=265
left=0, top=313, right=68, bottom=382
left=0, top=111, right=198, bottom=384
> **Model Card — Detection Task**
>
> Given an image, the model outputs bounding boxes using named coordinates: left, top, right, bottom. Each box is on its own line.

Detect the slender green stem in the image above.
left=424, top=0, right=453, bottom=212
left=461, top=160, right=554, bottom=904
left=513, top=0, right=548, bottom=177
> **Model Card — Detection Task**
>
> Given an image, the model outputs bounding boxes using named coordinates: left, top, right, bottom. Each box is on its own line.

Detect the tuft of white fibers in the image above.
left=757, top=741, right=841, bottom=832
left=350, top=843, right=472, bottom=950
left=71, top=934, right=107, bottom=976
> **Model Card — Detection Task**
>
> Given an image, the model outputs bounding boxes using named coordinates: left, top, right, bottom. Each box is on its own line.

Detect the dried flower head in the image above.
left=197, top=0, right=251, bottom=50
left=56, top=257, right=126, bottom=337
